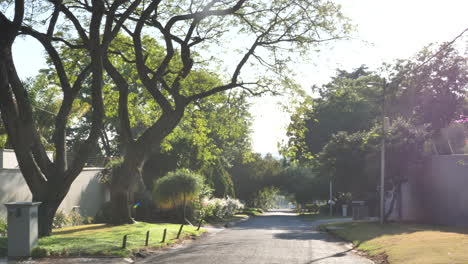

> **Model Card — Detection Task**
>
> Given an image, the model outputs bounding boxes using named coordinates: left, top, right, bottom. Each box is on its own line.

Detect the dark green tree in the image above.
left=282, top=66, right=381, bottom=162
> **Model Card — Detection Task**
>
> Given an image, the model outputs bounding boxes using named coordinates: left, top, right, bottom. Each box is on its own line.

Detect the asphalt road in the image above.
left=139, top=210, right=373, bottom=264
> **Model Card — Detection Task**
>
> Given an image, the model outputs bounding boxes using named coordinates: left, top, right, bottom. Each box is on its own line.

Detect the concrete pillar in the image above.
left=4, top=202, right=42, bottom=257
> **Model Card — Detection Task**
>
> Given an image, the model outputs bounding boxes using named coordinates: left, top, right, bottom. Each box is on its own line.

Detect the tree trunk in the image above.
left=33, top=184, right=69, bottom=237
left=110, top=152, right=142, bottom=225
left=110, top=111, right=185, bottom=225
left=109, top=151, right=140, bottom=224
left=36, top=200, right=61, bottom=237
left=183, top=193, right=187, bottom=222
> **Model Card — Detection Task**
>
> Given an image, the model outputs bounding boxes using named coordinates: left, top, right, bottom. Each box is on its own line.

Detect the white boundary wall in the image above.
left=0, top=168, right=107, bottom=219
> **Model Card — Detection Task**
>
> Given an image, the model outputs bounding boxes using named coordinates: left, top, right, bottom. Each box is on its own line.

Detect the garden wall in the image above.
left=0, top=168, right=107, bottom=219
left=392, top=155, right=468, bottom=226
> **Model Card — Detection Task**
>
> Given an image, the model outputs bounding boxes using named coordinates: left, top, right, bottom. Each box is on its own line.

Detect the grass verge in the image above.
left=206, top=214, right=249, bottom=225
left=241, top=208, right=264, bottom=216
left=0, top=222, right=205, bottom=258
left=322, top=221, right=468, bottom=264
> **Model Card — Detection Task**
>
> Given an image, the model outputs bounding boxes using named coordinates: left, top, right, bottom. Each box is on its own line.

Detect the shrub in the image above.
left=153, top=169, right=204, bottom=221
left=304, top=203, right=319, bottom=213
left=82, top=216, right=95, bottom=225
left=201, top=196, right=244, bottom=220
left=53, top=210, right=70, bottom=229
left=249, top=186, right=280, bottom=210
left=0, top=218, right=7, bottom=236
left=69, top=210, right=82, bottom=226
left=31, top=247, right=50, bottom=258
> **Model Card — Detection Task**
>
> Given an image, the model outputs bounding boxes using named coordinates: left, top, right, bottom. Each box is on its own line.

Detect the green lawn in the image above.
left=322, top=221, right=468, bottom=264
left=206, top=214, right=249, bottom=225
left=0, top=222, right=205, bottom=258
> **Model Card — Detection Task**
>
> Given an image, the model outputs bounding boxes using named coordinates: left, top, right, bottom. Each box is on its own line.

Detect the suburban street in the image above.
left=139, top=210, right=373, bottom=264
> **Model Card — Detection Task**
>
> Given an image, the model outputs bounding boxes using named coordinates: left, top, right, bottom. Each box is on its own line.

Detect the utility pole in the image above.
left=329, top=179, right=333, bottom=217
left=368, top=79, right=389, bottom=225
left=380, top=80, right=389, bottom=225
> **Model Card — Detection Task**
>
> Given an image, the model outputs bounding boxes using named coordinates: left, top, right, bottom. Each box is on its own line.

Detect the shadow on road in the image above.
left=137, top=210, right=370, bottom=264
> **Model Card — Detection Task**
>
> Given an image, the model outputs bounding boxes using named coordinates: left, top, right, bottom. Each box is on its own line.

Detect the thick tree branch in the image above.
left=65, top=0, right=105, bottom=185
left=103, top=55, right=134, bottom=151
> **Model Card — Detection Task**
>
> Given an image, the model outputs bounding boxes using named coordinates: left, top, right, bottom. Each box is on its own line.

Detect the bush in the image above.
left=153, top=169, right=204, bottom=221
left=249, top=186, right=280, bottom=210
left=31, top=247, right=50, bottom=258
left=82, top=217, right=95, bottom=225
left=201, top=197, right=244, bottom=220
left=0, top=218, right=7, bottom=236
left=304, top=203, right=319, bottom=213
left=69, top=210, right=82, bottom=226
left=53, top=210, right=70, bottom=229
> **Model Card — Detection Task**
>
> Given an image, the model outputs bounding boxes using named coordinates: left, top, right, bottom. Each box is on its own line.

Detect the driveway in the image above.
left=139, top=210, right=373, bottom=264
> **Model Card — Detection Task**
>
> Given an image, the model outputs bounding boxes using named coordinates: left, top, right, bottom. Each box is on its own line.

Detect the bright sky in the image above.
left=11, top=0, right=468, bottom=157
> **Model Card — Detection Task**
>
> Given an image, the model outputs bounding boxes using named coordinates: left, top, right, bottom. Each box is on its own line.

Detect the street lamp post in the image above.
left=368, top=80, right=388, bottom=225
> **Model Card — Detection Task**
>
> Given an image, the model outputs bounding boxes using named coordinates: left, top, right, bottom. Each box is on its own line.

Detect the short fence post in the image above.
left=197, top=219, right=203, bottom=231
left=145, top=230, right=150, bottom=246
left=176, top=224, right=184, bottom=239
left=162, top=228, right=167, bottom=243
left=122, top=234, right=128, bottom=249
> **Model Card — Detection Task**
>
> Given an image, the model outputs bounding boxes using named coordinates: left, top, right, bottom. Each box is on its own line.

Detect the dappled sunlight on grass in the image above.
left=0, top=222, right=205, bottom=258
left=52, top=224, right=111, bottom=236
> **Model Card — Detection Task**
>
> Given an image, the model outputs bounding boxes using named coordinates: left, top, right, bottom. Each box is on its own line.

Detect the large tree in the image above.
left=281, top=66, right=381, bottom=163
left=97, top=0, right=350, bottom=223
left=0, top=0, right=138, bottom=236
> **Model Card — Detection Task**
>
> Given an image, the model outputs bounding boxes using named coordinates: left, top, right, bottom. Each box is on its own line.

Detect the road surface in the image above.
left=139, top=210, right=373, bottom=264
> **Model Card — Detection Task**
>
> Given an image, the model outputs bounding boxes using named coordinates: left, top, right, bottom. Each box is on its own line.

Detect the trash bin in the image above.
left=4, top=202, right=42, bottom=257
left=351, top=201, right=368, bottom=220
left=342, top=204, right=348, bottom=216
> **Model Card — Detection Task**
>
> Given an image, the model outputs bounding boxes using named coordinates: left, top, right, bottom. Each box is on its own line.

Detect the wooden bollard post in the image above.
left=122, top=234, right=128, bottom=249
left=197, top=219, right=203, bottom=231
left=176, top=224, right=184, bottom=239
left=162, top=228, right=167, bottom=243
left=145, top=230, right=150, bottom=246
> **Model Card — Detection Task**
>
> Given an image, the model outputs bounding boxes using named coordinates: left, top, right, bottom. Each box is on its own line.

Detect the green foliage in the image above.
left=31, top=247, right=50, bottom=258
left=388, top=44, right=468, bottom=134
left=279, top=165, right=328, bottom=203
left=153, top=169, right=204, bottom=209
left=99, top=157, right=124, bottom=185
left=0, top=218, right=6, bottom=237
left=249, top=186, right=281, bottom=210
left=282, top=66, right=381, bottom=162
left=52, top=210, right=70, bottom=229
left=381, top=118, right=430, bottom=188
left=230, top=153, right=283, bottom=202
left=0, top=134, right=7, bottom=149
left=200, top=197, right=244, bottom=221
left=82, top=217, right=94, bottom=225
left=68, top=210, right=83, bottom=226
left=315, top=130, right=376, bottom=198
left=143, top=91, right=252, bottom=198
